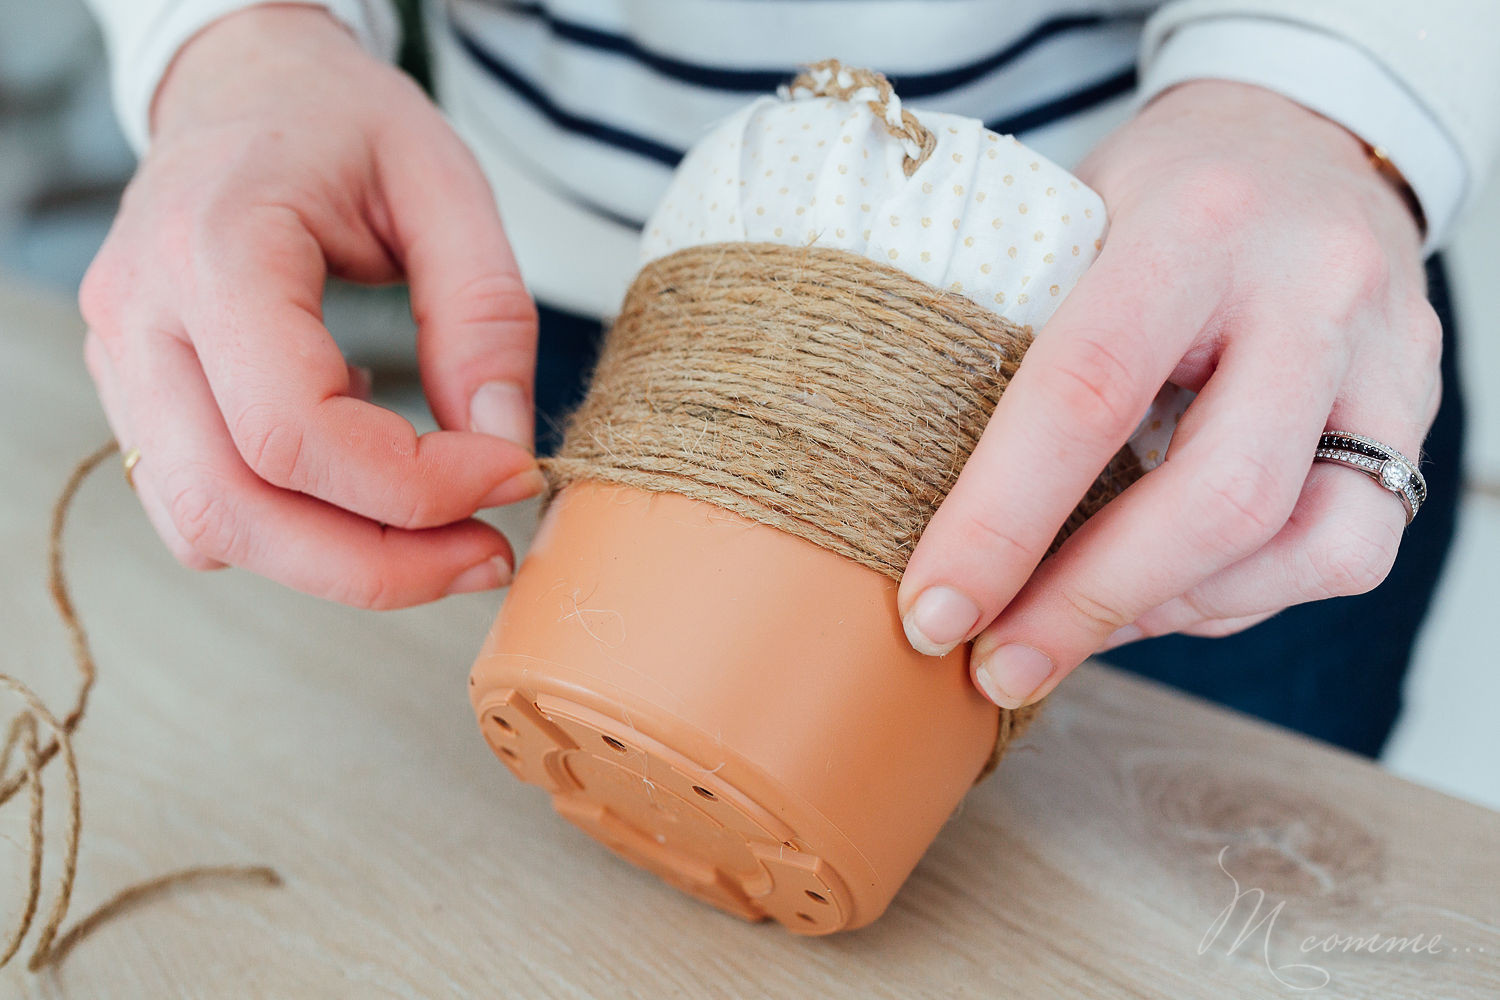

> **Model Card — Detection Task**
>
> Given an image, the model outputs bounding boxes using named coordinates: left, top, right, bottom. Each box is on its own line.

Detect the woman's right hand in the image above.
left=81, top=5, right=544, bottom=608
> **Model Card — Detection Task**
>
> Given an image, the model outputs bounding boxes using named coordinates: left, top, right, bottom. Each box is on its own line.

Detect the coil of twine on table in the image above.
left=1, top=443, right=279, bottom=973
left=544, top=242, right=1142, bottom=773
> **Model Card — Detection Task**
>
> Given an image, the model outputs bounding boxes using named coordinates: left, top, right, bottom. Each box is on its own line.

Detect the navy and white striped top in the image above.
left=431, top=0, right=1154, bottom=315
left=95, top=0, right=1487, bottom=287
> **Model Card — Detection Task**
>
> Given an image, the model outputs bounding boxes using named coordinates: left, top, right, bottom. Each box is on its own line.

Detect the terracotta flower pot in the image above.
left=469, top=480, right=998, bottom=933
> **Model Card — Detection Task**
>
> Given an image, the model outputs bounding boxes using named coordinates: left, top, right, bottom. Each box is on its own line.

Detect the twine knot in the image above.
left=783, top=59, right=937, bottom=176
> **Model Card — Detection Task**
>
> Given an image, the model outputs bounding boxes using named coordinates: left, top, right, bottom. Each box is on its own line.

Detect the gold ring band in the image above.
left=122, top=447, right=142, bottom=490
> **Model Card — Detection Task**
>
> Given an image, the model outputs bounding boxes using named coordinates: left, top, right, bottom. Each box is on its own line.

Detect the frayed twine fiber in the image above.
left=543, top=242, right=1141, bottom=774
left=1, top=441, right=278, bottom=974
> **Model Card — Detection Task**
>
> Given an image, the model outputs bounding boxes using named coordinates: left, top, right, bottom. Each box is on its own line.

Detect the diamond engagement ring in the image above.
left=1314, top=431, right=1426, bottom=524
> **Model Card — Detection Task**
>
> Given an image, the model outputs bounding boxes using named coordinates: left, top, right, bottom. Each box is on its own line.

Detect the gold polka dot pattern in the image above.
left=641, top=95, right=1103, bottom=332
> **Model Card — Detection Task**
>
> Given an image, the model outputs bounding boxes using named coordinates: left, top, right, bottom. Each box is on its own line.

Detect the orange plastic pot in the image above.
left=468, top=480, right=1000, bottom=934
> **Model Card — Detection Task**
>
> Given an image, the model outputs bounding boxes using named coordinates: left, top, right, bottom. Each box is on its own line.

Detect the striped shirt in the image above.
left=434, top=0, right=1152, bottom=314
left=90, top=0, right=1495, bottom=316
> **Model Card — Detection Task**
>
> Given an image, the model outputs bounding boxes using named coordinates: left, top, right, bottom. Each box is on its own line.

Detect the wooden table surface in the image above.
left=3, top=278, right=1498, bottom=999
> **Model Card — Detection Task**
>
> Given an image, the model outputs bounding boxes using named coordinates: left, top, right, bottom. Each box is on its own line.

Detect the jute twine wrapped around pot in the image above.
left=543, top=239, right=1142, bottom=770
left=542, top=60, right=1143, bottom=773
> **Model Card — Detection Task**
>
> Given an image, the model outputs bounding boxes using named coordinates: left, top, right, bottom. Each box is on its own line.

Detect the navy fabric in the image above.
left=532, top=302, right=606, bottom=456
left=450, top=17, right=1141, bottom=187
left=476, top=3, right=1121, bottom=98
left=529, top=256, right=1464, bottom=757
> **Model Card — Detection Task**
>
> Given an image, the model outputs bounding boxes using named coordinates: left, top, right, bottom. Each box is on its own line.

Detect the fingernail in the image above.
left=1100, top=624, right=1143, bottom=652
left=479, top=467, right=547, bottom=508
left=902, top=586, right=982, bottom=656
left=445, top=556, right=513, bottom=596
left=469, top=380, right=533, bottom=452
left=973, top=644, right=1054, bottom=708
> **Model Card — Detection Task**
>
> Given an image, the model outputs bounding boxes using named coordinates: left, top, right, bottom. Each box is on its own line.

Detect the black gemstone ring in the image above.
left=1314, top=431, right=1426, bottom=524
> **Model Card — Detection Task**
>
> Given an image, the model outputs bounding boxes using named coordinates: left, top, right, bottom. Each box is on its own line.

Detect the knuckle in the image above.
left=164, top=471, right=244, bottom=563
left=1398, top=302, right=1445, bottom=429
left=423, top=268, right=536, bottom=331
left=233, top=404, right=309, bottom=489
left=1187, top=455, right=1286, bottom=554
left=398, top=493, right=446, bottom=531
left=953, top=507, right=1033, bottom=564
left=1406, top=301, right=1444, bottom=373
left=1320, top=218, right=1388, bottom=277
left=1188, top=615, right=1266, bottom=639
left=1173, top=588, right=1219, bottom=624
left=453, top=269, right=534, bottom=316
left=1057, top=584, right=1131, bottom=633
left=381, top=489, right=438, bottom=532
left=1171, top=162, right=1262, bottom=238
left=1043, top=335, right=1140, bottom=443
left=182, top=198, right=233, bottom=257
left=1419, top=376, right=1442, bottom=433
left=78, top=257, right=125, bottom=332
left=1305, top=519, right=1400, bottom=598
left=1411, top=299, right=1443, bottom=342
left=82, top=331, right=111, bottom=381
left=328, top=568, right=399, bottom=610
left=1312, top=221, right=1391, bottom=323
left=170, top=545, right=222, bottom=573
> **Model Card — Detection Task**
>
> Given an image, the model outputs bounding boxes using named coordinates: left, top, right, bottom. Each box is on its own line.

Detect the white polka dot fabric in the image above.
left=641, top=95, right=1103, bottom=331
left=639, top=92, right=1187, bottom=471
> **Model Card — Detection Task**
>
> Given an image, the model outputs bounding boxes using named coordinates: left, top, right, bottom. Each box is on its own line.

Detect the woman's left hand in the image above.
left=896, top=80, right=1439, bottom=709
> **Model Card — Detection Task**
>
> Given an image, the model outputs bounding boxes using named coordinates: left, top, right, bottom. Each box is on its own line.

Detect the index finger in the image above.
left=185, top=205, right=543, bottom=530
left=897, top=240, right=1214, bottom=654
left=372, top=122, right=539, bottom=442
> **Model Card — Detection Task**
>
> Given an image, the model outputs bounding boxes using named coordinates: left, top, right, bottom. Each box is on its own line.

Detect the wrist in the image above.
left=150, top=4, right=361, bottom=141
left=1138, top=15, right=1463, bottom=249
left=1359, top=142, right=1426, bottom=240
left=1131, top=80, right=1423, bottom=247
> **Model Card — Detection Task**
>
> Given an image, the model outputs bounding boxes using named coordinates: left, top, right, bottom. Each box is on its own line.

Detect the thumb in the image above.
left=376, top=120, right=538, bottom=452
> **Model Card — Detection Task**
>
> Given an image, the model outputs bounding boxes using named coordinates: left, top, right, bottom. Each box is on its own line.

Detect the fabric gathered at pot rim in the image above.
left=638, top=75, right=1188, bottom=469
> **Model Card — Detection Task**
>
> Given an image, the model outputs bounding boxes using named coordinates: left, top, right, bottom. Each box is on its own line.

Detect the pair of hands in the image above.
left=83, top=7, right=1437, bottom=710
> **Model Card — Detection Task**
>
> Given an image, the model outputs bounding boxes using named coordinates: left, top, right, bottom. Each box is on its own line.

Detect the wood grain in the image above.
left=2, top=279, right=1497, bottom=998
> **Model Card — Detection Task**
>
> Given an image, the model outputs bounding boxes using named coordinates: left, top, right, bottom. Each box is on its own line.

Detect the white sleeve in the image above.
left=82, top=0, right=401, bottom=154
left=1139, top=1, right=1500, bottom=252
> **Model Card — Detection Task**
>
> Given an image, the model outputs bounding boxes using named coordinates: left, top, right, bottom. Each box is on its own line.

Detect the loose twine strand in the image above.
left=784, top=59, right=937, bottom=176
left=544, top=242, right=1142, bottom=777
left=1, top=441, right=278, bottom=974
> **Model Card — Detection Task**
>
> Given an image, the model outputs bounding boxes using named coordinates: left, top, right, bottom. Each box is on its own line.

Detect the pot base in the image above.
left=476, top=684, right=856, bottom=933
left=468, top=481, right=999, bottom=934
